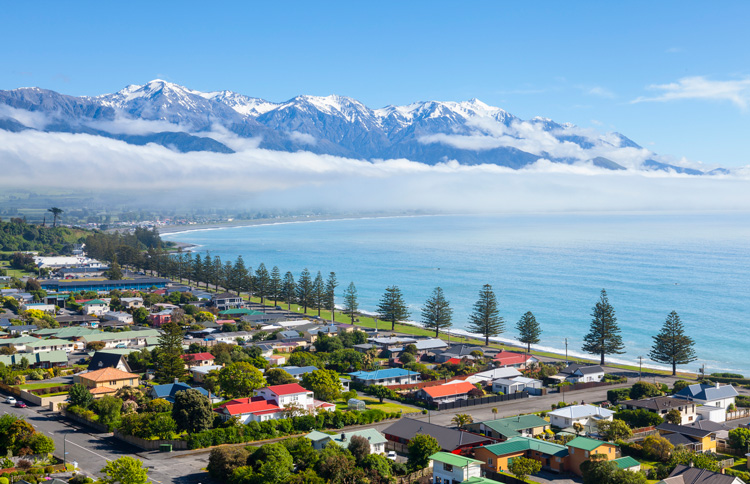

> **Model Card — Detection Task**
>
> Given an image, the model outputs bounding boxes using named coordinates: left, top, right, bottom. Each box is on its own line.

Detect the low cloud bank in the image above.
left=1, top=129, right=749, bottom=213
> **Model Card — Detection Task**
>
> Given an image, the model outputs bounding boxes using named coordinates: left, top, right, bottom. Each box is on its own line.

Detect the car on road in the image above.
left=6, top=397, right=16, bottom=405
left=386, top=451, right=397, bottom=461
left=14, top=401, right=26, bottom=408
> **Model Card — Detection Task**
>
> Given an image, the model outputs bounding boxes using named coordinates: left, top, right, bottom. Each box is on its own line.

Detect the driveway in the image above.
left=529, top=470, right=582, bottom=484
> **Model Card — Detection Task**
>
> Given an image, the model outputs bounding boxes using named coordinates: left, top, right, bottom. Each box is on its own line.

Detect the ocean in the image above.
left=162, top=212, right=750, bottom=374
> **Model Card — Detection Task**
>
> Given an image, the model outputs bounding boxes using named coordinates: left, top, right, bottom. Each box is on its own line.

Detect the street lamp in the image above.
left=63, top=431, right=75, bottom=467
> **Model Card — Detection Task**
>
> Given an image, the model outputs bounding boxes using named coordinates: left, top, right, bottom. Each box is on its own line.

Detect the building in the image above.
left=55, top=315, right=100, bottom=327
left=491, top=376, right=543, bottom=395
left=79, top=329, right=161, bottom=349
left=212, top=292, right=244, bottom=311
left=389, top=338, right=449, bottom=355
left=87, top=352, right=132, bottom=373
left=348, top=368, right=421, bottom=386
left=672, top=383, right=738, bottom=410
left=306, top=429, right=387, bottom=454
left=464, top=368, right=522, bottom=385
left=40, top=278, right=170, bottom=293
left=659, top=463, right=743, bottom=484
left=429, top=452, right=483, bottom=484
left=21, top=302, right=56, bottom=313
left=548, top=404, right=615, bottom=429
left=474, top=437, right=569, bottom=474
left=418, top=381, right=476, bottom=404
left=103, top=311, right=134, bottom=324
left=181, top=352, right=216, bottom=368
left=435, top=345, right=484, bottom=363
left=551, top=363, right=605, bottom=383
left=465, top=415, right=549, bottom=441
left=566, top=436, right=619, bottom=476
left=120, top=297, right=144, bottom=309
left=149, top=381, right=210, bottom=403
left=82, top=299, right=109, bottom=316
left=0, top=350, right=68, bottom=369
left=150, top=310, right=173, bottom=327
left=621, top=396, right=697, bottom=425
left=382, top=418, right=494, bottom=453
left=492, top=351, right=538, bottom=369
left=656, top=423, right=718, bottom=453
left=216, top=383, right=335, bottom=424
left=190, top=365, right=223, bottom=383
left=282, top=365, right=318, bottom=380
left=77, top=367, right=140, bottom=398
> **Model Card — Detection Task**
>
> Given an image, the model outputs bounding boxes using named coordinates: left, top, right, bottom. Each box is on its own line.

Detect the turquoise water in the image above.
left=162, top=212, right=750, bottom=373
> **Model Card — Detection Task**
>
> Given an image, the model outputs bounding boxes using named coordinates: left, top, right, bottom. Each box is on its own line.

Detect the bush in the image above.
left=629, top=381, right=662, bottom=400
left=607, top=388, right=631, bottom=404
left=0, top=477, right=8, bottom=484
left=712, top=372, right=744, bottom=379
left=16, top=459, right=32, bottom=470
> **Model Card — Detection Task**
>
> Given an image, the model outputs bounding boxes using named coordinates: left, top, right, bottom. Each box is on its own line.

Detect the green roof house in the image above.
left=430, top=452, right=483, bottom=484
left=466, top=414, right=549, bottom=440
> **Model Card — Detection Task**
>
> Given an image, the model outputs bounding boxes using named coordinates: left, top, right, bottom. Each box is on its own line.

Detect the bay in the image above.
left=162, top=212, right=750, bottom=374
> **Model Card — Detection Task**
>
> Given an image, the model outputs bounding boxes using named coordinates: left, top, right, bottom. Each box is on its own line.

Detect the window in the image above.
left=443, top=463, right=453, bottom=472
left=487, top=458, right=493, bottom=466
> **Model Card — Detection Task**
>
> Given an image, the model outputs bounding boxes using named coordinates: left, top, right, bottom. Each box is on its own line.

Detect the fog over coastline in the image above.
left=2, top=128, right=750, bottom=213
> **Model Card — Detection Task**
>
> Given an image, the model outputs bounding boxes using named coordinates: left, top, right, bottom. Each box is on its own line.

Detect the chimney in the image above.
left=175, top=377, right=179, bottom=384
left=716, top=382, right=720, bottom=389
left=341, top=433, right=346, bottom=441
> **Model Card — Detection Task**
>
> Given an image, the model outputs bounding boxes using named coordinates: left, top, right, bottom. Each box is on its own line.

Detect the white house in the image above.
left=21, top=303, right=56, bottom=313
left=348, top=368, right=421, bottom=386
left=492, top=376, right=543, bottom=395
left=464, top=367, right=522, bottom=385
left=103, top=311, right=134, bottom=324
left=673, top=383, right=738, bottom=409
left=552, top=364, right=605, bottom=383
left=216, top=383, right=335, bottom=424
left=429, top=452, right=482, bottom=484
left=548, top=404, right=615, bottom=429
left=82, top=299, right=109, bottom=316
left=306, top=429, right=387, bottom=454
left=120, top=297, right=144, bottom=309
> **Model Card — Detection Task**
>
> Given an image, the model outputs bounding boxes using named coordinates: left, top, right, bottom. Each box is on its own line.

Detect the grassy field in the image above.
left=334, top=396, right=420, bottom=414
left=17, top=381, right=66, bottom=390
left=0, top=260, right=28, bottom=278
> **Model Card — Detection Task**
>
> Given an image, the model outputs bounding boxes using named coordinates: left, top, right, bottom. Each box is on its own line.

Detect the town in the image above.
left=2, top=240, right=750, bottom=484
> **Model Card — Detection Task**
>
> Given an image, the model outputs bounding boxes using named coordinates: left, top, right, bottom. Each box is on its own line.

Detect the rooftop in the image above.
left=429, top=451, right=482, bottom=467
left=548, top=404, right=615, bottom=420
left=79, top=367, right=138, bottom=382
left=383, top=418, right=491, bottom=451
left=349, top=368, right=420, bottom=380
left=482, top=437, right=569, bottom=458
left=567, top=436, right=616, bottom=451
left=422, top=381, right=476, bottom=398
left=477, top=414, right=549, bottom=438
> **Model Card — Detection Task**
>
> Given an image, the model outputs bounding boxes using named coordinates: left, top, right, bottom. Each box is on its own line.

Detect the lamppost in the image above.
left=638, top=356, right=643, bottom=381
left=63, top=431, right=73, bottom=467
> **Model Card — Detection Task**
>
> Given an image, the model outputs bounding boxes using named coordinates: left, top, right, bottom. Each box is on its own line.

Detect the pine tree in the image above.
left=467, top=284, right=504, bottom=346
left=296, top=268, right=313, bottom=313
left=650, top=311, right=696, bottom=376
left=255, top=263, right=270, bottom=304
left=231, top=256, right=248, bottom=296
left=582, top=289, right=625, bottom=365
left=325, top=272, right=338, bottom=322
left=516, top=311, right=541, bottom=355
left=421, top=287, right=453, bottom=337
left=155, top=321, right=186, bottom=383
left=283, top=271, right=296, bottom=310
left=377, top=286, right=410, bottom=331
left=312, top=271, right=325, bottom=317
left=212, top=256, right=222, bottom=291
left=222, top=260, right=233, bottom=293
left=270, top=266, right=282, bottom=306
left=343, top=282, right=358, bottom=323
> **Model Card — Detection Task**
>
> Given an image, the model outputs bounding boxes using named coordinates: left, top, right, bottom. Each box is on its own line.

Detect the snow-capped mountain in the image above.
left=0, top=79, right=709, bottom=174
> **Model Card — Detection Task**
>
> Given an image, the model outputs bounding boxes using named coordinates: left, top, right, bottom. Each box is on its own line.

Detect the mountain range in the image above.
left=0, top=79, right=715, bottom=175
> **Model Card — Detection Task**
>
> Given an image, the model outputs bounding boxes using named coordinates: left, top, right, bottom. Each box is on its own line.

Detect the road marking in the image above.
left=46, top=432, right=111, bottom=462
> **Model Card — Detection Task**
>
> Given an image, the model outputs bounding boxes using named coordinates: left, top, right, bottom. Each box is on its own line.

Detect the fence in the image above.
left=629, top=426, right=659, bottom=440
left=726, top=408, right=750, bottom=421
left=482, top=469, right=528, bottom=484
left=555, top=380, right=624, bottom=393
left=113, top=429, right=188, bottom=451
left=436, top=392, right=528, bottom=411
left=718, top=442, right=745, bottom=456
left=395, top=468, right=431, bottom=484
left=61, top=409, right=111, bottom=433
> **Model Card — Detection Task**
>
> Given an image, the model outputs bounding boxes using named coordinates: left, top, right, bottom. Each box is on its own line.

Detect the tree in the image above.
left=231, top=256, right=249, bottom=296
left=509, top=456, right=542, bottom=481
left=86, top=341, right=106, bottom=351
left=207, top=446, right=250, bottom=481
left=107, top=258, right=123, bottom=280
left=132, top=307, right=149, bottom=325
left=368, top=385, right=394, bottom=403
left=516, top=311, right=541, bottom=355
left=28, top=433, right=54, bottom=454
left=407, top=434, right=440, bottom=470
left=91, top=395, right=122, bottom=427
left=47, top=207, right=63, bottom=228
left=296, top=268, right=313, bottom=312
left=343, top=282, right=358, bottom=323
left=68, top=383, right=94, bottom=409
left=255, top=263, right=270, bottom=304
left=582, top=289, right=625, bottom=365
left=728, top=427, right=750, bottom=451
left=312, top=271, right=325, bottom=317
left=573, top=422, right=585, bottom=436
left=377, top=286, right=410, bottom=331
left=467, top=284, right=504, bottom=345
left=248, top=442, right=294, bottom=483
left=348, top=435, right=371, bottom=463
left=99, top=456, right=148, bottom=484
left=629, top=381, right=662, bottom=400
left=451, top=413, right=473, bottom=429
left=269, top=266, right=282, bottom=306
left=265, top=368, right=297, bottom=386
left=421, top=287, right=453, bottom=337
left=596, top=419, right=632, bottom=441
left=154, top=322, right=186, bottom=383
left=301, top=369, right=343, bottom=402
left=172, top=389, right=213, bottom=433
left=218, top=362, right=267, bottom=399
left=649, top=311, right=697, bottom=376
left=665, top=408, right=682, bottom=425
left=642, top=435, right=674, bottom=461
left=325, top=272, right=338, bottom=322
left=283, top=271, right=297, bottom=310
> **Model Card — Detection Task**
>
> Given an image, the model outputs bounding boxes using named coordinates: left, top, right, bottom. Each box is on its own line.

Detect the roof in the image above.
left=181, top=352, right=214, bottom=362
left=263, top=383, right=310, bottom=396
left=219, top=308, right=263, bottom=315
left=613, top=456, right=641, bottom=470
left=440, top=344, right=483, bottom=357
left=89, top=386, right=116, bottom=395
left=673, top=383, right=738, bottom=402
left=548, top=404, right=615, bottom=420
left=348, top=368, right=420, bottom=380
left=283, top=365, right=318, bottom=376
left=657, top=423, right=714, bottom=438
left=151, top=382, right=209, bottom=402
left=88, top=352, right=130, bottom=372
left=422, top=381, right=476, bottom=398
left=626, top=396, right=691, bottom=411
left=576, top=365, right=605, bottom=375
left=306, top=430, right=330, bottom=441
left=391, top=338, right=448, bottom=352
left=461, top=479, right=504, bottom=484
left=24, top=338, right=73, bottom=347
left=213, top=292, right=241, bottom=299
left=567, top=436, right=616, bottom=451
left=558, top=363, right=603, bottom=376
left=429, top=451, right=482, bottom=467
left=83, top=299, right=108, bottom=305
left=473, top=368, right=522, bottom=380
left=481, top=437, right=569, bottom=458
left=218, top=397, right=282, bottom=416
left=80, top=329, right=160, bottom=343
left=662, top=464, right=740, bottom=484
left=478, top=415, right=549, bottom=438
left=329, top=429, right=388, bottom=446
left=78, top=367, right=138, bottom=382
left=383, top=418, right=490, bottom=451
left=493, top=351, right=534, bottom=365
left=0, top=350, right=67, bottom=366
left=189, top=365, right=223, bottom=375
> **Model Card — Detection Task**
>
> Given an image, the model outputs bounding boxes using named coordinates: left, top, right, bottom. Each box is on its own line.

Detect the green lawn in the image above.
left=18, top=381, right=66, bottom=390
left=335, top=396, right=420, bottom=414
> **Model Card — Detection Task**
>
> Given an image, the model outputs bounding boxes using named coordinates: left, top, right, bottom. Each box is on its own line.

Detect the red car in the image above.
left=14, top=401, right=27, bottom=408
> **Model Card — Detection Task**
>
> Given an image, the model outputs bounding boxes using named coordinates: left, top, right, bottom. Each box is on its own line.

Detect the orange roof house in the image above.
left=418, top=381, right=477, bottom=404
left=77, top=367, right=139, bottom=398
left=493, top=351, right=538, bottom=369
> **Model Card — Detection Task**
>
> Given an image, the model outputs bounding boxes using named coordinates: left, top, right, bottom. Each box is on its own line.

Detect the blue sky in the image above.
left=3, top=1, right=750, bottom=167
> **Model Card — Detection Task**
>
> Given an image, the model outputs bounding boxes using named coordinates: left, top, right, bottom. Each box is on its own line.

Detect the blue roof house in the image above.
left=348, top=368, right=421, bottom=387
left=149, top=381, right=210, bottom=403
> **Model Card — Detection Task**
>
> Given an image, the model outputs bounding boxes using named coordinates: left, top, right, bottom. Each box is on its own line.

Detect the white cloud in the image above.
left=632, top=76, right=750, bottom=109
left=586, top=86, right=616, bottom=99
left=289, top=131, right=317, bottom=145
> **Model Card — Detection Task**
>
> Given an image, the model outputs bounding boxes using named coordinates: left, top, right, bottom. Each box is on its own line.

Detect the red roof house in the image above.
left=181, top=352, right=216, bottom=368
left=493, top=351, right=538, bottom=369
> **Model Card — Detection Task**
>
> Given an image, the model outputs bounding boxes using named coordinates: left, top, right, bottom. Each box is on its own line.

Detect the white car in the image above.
left=386, top=451, right=397, bottom=461
left=6, top=397, right=17, bottom=405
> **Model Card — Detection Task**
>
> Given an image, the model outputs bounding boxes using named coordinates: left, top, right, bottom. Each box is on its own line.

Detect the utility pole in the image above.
left=638, top=356, right=643, bottom=381
left=564, top=338, right=568, bottom=365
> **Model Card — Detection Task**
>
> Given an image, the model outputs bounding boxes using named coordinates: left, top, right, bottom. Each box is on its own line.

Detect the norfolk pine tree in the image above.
left=255, top=263, right=270, bottom=304
left=283, top=271, right=297, bottom=310
left=296, top=268, right=313, bottom=312
left=343, top=282, right=358, bottom=323
left=516, top=311, right=541, bottom=355
left=325, top=272, right=338, bottom=322
left=467, top=284, right=504, bottom=346
left=650, top=311, right=696, bottom=376
left=421, top=287, right=453, bottom=337
left=377, top=286, right=410, bottom=331
left=582, top=289, right=625, bottom=365
left=312, top=271, right=325, bottom=317
left=270, top=266, right=282, bottom=306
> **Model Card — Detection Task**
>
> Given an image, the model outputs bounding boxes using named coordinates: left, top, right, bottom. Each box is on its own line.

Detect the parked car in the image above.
left=6, top=397, right=16, bottom=405
left=14, top=401, right=26, bottom=408
left=386, top=451, right=397, bottom=461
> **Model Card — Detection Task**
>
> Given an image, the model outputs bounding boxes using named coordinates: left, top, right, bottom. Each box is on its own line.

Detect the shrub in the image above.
left=16, top=459, right=32, bottom=470
left=607, top=388, right=631, bottom=404
left=0, top=478, right=8, bottom=484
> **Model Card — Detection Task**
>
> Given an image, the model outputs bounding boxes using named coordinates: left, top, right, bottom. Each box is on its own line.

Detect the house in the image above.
left=206, top=331, right=255, bottom=345
left=389, top=338, right=449, bottom=355
left=55, top=315, right=100, bottom=327
left=82, top=299, right=109, bottom=316
left=465, top=415, right=549, bottom=441
left=429, top=452, right=483, bottom=484
left=21, top=302, right=56, bottom=313
left=491, top=376, right=543, bottom=395
left=672, top=383, right=738, bottom=410
left=683, top=420, right=732, bottom=440
left=42, top=277, right=170, bottom=293
left=77, top=367, right=140, bottom=398
left=150, top=310, right=173, bottom=327
left=566, top=436, right=619, bottom=476
left=190, top=365, right=223, bottom=383
left=348, top=368, right=421, bottom=387
left=0, top=350, right=67, bottom=369
left=267, top=354, right=287, bottom=366
left=306, top=429, right=387, bottom=454
left=435, top=345, right=484, bottom=363
left=149, top=381, right=210, bottom=403
left=282, top=365, right=318, bottom=380
left=5, top=325, right=38, bottom=335
left=418, top=381, right=476, bottom=405
left=465, top=368, right=522, bottom=385
left=216, top=383, right=335, bottom=424
left=492, top=351, right=538, bottom=369
left=548, top=404, right=614, bottom=429
left=613, top=456, right=642, bottom=472
left=21, top=338, right=77, bottom=354
left=103, top=311, right=133, bottom=325
left=382, top=418, right=495, bottom=453
left=658, top=464, right=743, bottom=484
left=474, top=437, right=569, bottom=474
left=120, top=297, right=144, bottom=309
left=551, top=363, right=605, bottom=383
left=212, top=292, right=244, bottom=311
left=180, top=352, right=216, bottom=369
left=87, top=352, right=132, bottom=373
left=621, top=396, right=697, bottom=425
left=79, top=329, right=161, bottom=349
left=367, top=336, right=418, bottom=351
left=656, top=423, right=718, bottom=453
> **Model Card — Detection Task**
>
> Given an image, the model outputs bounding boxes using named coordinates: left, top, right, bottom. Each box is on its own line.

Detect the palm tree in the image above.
left=491, top=408, right=498, bottom=420
left=573, top=422, right=584, bottom=436
left=451, top=413, right=474, bottom=430
left=47, top=207, right=64, bottom=228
